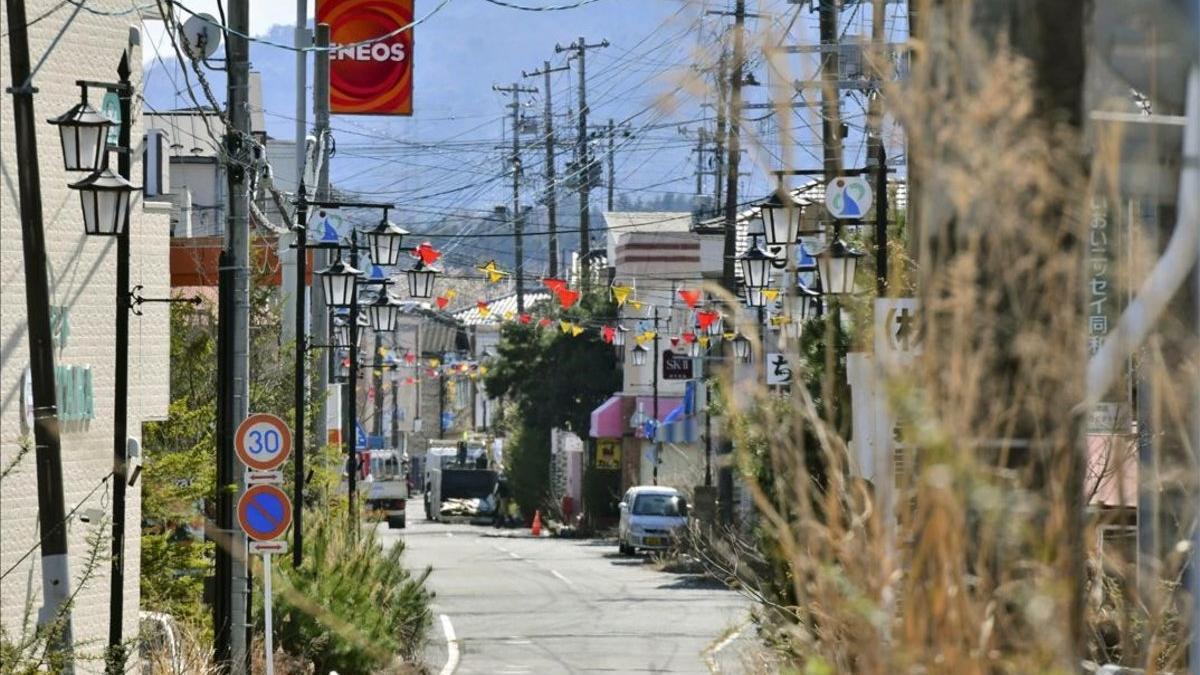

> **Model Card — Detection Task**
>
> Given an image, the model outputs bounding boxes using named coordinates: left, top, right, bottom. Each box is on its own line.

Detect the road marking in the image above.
left=703, top=619, right=750, bottom=673
left=446, top=532, right=454, bottom=538
left=550, top=569, right=574, bottom=586
left=508, top=552, right=521, bottom=559
left=505, top=637, right=532, bottom=645
left=439, top=614, right=460, bottom=675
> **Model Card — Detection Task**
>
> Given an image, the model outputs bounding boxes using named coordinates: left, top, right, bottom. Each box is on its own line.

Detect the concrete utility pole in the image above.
left=215, top=0, right=252, bottom=670
left=606, top=118, right=616, bottom=211
left=494, top=83, right=537, bottom=312
left=283, top=0, right=309, bottom=340
left=312, top=24, right=332, bottom=452
left=721, top=2, right=745, bottom=294
left=4, top=0, right=75, bottom=668
left=555, top=36, right=608, bottom=280
left=524, top=61, right=569, bottom=278
left=714, top=50, right=727, bottom=209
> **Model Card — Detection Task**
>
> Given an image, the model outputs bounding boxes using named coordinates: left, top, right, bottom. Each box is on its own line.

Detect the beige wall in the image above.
left=1, top=3, right=171, bottom=669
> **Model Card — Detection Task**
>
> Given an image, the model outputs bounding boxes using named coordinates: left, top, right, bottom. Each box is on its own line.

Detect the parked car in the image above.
left=617, top=486, right=689, bottom=555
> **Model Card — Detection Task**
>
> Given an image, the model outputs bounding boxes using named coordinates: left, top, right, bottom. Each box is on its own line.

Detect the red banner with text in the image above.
left=317, top=0, right=414, bottom=115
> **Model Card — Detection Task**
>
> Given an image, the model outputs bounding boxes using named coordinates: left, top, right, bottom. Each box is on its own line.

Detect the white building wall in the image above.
left=1, top=4, right=171, bottom=670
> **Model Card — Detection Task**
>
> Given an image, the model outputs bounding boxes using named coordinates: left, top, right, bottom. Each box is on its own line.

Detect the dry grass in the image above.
left=667, top=1, right=1199, bottom=673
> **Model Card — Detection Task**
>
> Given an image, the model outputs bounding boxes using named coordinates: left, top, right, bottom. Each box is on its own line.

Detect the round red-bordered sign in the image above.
left=234, top=413, right=293, bottom=471
left=237, top=484, right=293, bottom=541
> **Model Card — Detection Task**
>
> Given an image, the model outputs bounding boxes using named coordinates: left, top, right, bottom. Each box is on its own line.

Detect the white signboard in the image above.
left=825, top=176, right=873, bottom=219
left=874, top=298, right=922, bottom=368
left=765, top=353, right=793, bottom=386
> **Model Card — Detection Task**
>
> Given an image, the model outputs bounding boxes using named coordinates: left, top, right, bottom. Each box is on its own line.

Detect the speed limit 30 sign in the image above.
left=235, top=413, right=293, bottom=471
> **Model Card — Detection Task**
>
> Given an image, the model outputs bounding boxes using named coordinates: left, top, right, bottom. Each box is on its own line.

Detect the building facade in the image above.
left=1, top=3, right=171, bottom=670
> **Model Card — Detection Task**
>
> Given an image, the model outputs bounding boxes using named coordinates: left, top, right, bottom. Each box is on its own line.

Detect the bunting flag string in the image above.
left=611, top=284, right=632, bottom=306
left=678, top=288, right=702, bottom=308
left=413, top=242, right=441, bottom=265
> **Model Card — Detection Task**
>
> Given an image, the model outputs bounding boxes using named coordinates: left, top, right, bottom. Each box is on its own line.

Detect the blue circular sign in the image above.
left=237, top=485, right=292, bottom=541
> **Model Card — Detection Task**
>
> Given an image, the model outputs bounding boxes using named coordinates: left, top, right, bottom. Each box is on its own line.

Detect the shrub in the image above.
left=271, top=510, right=432, bottom=674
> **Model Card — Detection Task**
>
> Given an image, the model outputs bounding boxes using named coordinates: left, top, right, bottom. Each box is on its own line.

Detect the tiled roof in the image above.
left=451, top=291, right=553, bottom=326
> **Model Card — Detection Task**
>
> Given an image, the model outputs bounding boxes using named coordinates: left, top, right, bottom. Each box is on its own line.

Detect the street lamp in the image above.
left=68, top=167, right=137, bottom=236
left=688, top=338, right=704, bottom=359
left=47, top=97, right=112, bottom=172
left=318, top=258, right=363, bottom=307
left=366, top=291, right=401, bottom=333
left=795, top=284, right=822, bottom=321
left=758, top=189, right=802, bottom=253
left=816, top=237, right=864, bottom=296
left=631, top=343, right=649, bottom=366
left=612, top=325, right=628, bottom=347
left=737, top=243, right=774, bottom=290
left=333, top=318, right=352, bottom=348
left=744, top=287, right=768, bottom=308
left=732, top=333, right=752, bottom=362
left=365, top=216, right=409, bottom=267
left=406, top=260, right=439, bottom=299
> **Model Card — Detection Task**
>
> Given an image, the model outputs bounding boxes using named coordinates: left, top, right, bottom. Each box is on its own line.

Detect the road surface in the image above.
left=379, top=500, right=753, bottom=674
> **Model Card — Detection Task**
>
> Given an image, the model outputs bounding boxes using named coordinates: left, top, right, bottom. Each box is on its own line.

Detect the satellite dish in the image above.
left=180, top=13, right=222, bottom=60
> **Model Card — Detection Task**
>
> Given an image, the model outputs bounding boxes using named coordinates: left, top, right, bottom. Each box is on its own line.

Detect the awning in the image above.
left=590, top=395, right=625, bottom=438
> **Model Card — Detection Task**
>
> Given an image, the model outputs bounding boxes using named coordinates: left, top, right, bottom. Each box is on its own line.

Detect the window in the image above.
left=633, top=493, right=687, bottom=517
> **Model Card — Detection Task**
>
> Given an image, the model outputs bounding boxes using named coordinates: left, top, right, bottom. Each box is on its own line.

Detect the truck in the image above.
left=425, top=464, right=499, bottom=523
left=364, top=449, right=409, bottom=529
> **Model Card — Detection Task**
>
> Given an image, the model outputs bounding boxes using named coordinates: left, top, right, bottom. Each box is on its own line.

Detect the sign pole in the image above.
left=263, top=552, right=274, bottom=675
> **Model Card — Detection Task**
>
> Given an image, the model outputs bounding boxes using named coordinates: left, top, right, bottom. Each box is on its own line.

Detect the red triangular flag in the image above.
left=436, top=296, right=449, bottom=309
left=413, top=242, right=441, bottom=265
left=696, top=310, right=719, bottom=330
left=538, top=318, right=552, bottom=328
left=404, top=377, right=414, bottom=385
left=670, top=336, right=680, bottom=348
left=678, top=288, right=702, bottom=308
left=404, top=352, right=416, bottom=364
left=682, top=331, right=696, bottom=344
left=602, top=325, right=615, bottom=343
left=543, top=277, right=567, bottom=294
left=519, top=313, right=532, bottom=325
left=557, top=288, right=580, bottom=309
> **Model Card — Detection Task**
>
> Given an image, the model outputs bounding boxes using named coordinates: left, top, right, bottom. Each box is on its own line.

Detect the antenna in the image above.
left=180, top=13, right=222, bottom=61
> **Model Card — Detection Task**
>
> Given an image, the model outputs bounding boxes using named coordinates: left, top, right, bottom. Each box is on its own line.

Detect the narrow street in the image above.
left=381, top=500, right=752, bottom=674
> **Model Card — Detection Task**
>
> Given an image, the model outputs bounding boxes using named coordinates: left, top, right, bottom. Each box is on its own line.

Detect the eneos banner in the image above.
left=317, top=0, right=414, bottom=115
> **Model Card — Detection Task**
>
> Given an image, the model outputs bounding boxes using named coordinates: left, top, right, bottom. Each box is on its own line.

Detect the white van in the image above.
left=617, top=486, right=689, bottom=554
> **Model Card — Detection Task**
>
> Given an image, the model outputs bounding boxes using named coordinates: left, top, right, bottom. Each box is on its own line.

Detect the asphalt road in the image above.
left=378, top=500, right=753, bottom=674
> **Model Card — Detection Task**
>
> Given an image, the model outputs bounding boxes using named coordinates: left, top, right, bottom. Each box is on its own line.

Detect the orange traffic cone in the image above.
left=531, top=510, right=542, bottom=537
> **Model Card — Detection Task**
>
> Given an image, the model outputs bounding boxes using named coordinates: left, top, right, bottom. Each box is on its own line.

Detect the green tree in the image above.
left=484, top=295, right=621, bottom=516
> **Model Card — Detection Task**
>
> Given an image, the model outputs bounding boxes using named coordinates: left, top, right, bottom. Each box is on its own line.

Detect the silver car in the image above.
left=617, top=486, right=689, bottom=555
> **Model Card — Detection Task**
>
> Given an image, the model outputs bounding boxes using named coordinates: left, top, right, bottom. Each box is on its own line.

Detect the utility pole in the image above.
left=215, top=0, right=252, bottom=670
left=714, top=50, right=727, bottom=209
left=5, top=0, right=75, bottom=668
left=652, top=306, right=660, bottom=486
left=818, top=0, right=844, bottom=177
left=606, top=118, right=615, bottom=211
left=555, top=36, right=608, bottom=280
left=283, top=0, right=308, bottom=340
left=312, top=24, right=332, bottom=453
left=524, top=61, right=569, bottom=278
left=868, top=0, right=888, bottom=296
left=721, top=2, right=745, bottom=294
left=493, top=82, right=537, bottom=312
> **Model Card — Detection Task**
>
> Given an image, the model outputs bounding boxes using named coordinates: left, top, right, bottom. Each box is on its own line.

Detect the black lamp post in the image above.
left=406, top=260, right=439, bottom=299
left=68, top=167, right=136, bottom=236
left=816, top=236, right=864, bottom=296
left=631, top=342, right=648, bottom=366
left=47, top=92, right=112, bottom=172
left=365, top=215, right=409, bottom=267
left=737, top=243, right=773, bottom=291
left=366, top=291, right=401, bottom=333
left=317, top=258, right=362, bottom=308
left=49, top=57, right=151, bottom=675
left=757, top=188, right=802, bottom=255
left=732, top=333, right=752, bottom=363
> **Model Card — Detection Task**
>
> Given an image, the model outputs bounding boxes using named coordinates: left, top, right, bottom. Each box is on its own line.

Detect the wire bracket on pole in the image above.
left=128, top=285, right=203, bottom=315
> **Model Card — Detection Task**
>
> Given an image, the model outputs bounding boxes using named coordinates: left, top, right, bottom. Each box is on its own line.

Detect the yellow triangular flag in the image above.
left=571, top=324, right=584, bottom=336
left=723, top=331, right=736, bottom=341
left=559, top=319, right=572, bottom=334
left=763, top=288, right=780, bottom=302
left=611, top=285, right=632, bottom=306
left=429, top=358, right=440, bottom=367
left=699, top=336, right=710, bottom=348
left=477, top=260, right=507, bottom=283
left=503, top=310, right=515, bottom=321
left=446, top=289, right=459, bottom=300
left=630, top=300, right=643, bottom=311
left=479, top=365, right=489, bottom=375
